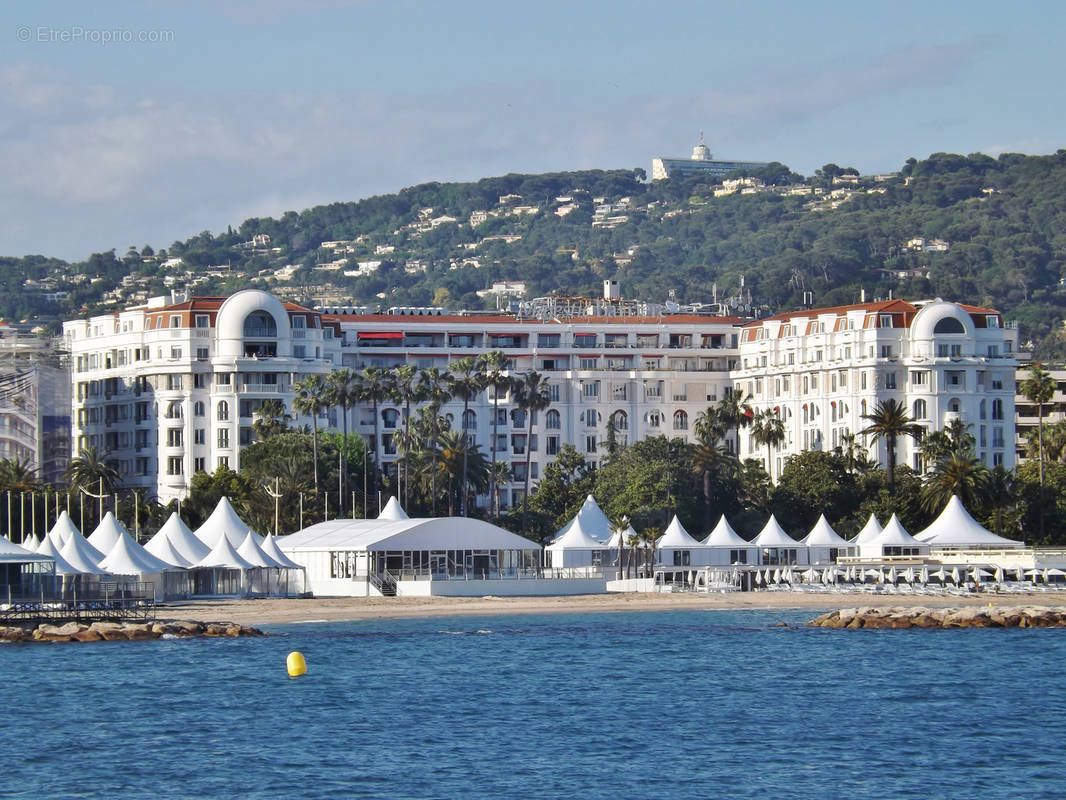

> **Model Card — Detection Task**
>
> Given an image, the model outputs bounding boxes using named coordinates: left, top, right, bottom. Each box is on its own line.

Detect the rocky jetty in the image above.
left=0, top=620, right=264, bottom=643
left=809, top=605, right=1066, bottom=630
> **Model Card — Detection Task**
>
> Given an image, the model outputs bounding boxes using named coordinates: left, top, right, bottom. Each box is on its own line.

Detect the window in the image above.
left=611, top=410, right=628, bottom=431
left=217, top=456, right=229, bottom=469
left=910, top=371, right=927, bottom=386
left=167, top=429, right=183, bottom=447
left=646, top=410, right=662, bottom=428
left=170, top=347, right=182, bottom=359
left=537, top=333, right=560, bottom=348
left=885, top=373, right=897, bottom=390
left=992, top=399, right=1003, bottom=420
left=546, top=435, right=560, bottom=455
left=193, top=373, right=207, bottom=389
left=546, top=410, right=561, bottom=430
left=218, top=428, right=230, bottom=448
left=933, top=316, right=965, bottom=334
left=913, top=399, right=927, bottom=420
left=582, top=381, right=599, bottom=399
left=193, top=457, right=206, bottom=473
left=462, top=409, right=476, bottom=431
left=195, top=314, right=210, bottom=328
left=672, top=550, right=691, bottom=567
left=585, top=435, right=597, bottom=453
left=673, top=410, right=688, bottom=431
left=511, top=434, right=526, bottom=455
left=194, top=429, right=206, bottom=445
left=170, top=315, right=181, bottom=328
left=880, top=345, right=893, bottom=358
left=167, top=375, right=183, bottom=390
left=549, top=384, right=560, bottom=402
left=193, top=401, right=205, bottom=417
left=167, top=456, right=183, bottom=475
left=165, top=401, right=183, bottom=419
left=579, top=357, right=598, bottom=370
left=216, top=372, right=231, bottom=386
left=217, top=401, right=229, bottom=421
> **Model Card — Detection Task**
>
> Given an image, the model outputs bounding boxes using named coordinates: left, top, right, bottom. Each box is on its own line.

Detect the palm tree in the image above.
left=387, top=364, right=422, bottom=508
left=861, top=398, right=925, bottom=495
left=326, top=368, right=362, bottom=514
left=920, top=417, right=976, bottom=468
left=513, top=370, right=551, bottom=538
left=833, top=432, right=869, bottom=474
left=1020, top=364, right=1056, bottom=539
left=750, top=408, right=786, bottom=483
left=486, top=460, right=512, bottom=519
left=361, top=366, right=390, bottom=514
left=482, top=350, right=512, bottom=520
left=984, top=465, right=1016, bottom=536
left=0, top=458, right=40, bottom=492
left=449, top=356, right=487, bottom=517
left=716, top=389, right=753, bottom=458
left=292, top=374, right=328, bottom=495
left=251, top=398, right=290, bottom=441
left=437, top=429, right=490, bottom=516
left=921, top=454, right=991, bottom=514
left=66, top=446, right=120, bottom=495
left=417, top=367, right=453, bottom=516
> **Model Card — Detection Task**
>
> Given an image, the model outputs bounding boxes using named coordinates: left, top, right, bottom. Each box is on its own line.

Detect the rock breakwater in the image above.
left=0, top=620, right=265, bottom=643
left=809, top=605, right=1066, bottom=629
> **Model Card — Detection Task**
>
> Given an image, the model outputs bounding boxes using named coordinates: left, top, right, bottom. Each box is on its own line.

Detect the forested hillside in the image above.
left=8, top=150, right=1066, bottom=356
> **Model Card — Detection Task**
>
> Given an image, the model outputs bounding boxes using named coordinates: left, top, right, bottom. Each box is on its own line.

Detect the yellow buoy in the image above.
left=287, top=651, right=307, bottom=677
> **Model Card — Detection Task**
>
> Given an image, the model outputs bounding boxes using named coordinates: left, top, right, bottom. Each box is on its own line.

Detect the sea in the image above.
left=3, top=608, right=1064, bottom=799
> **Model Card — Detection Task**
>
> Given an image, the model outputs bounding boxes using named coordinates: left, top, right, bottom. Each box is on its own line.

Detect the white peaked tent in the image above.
left=860, top=514, right=929, bottom=560
left=851, top=514, right=883, bottom=546
left=46, top=511, right=80, bottom=550
left=98, top=527, right=174, bottom=583
left=145, top=513, right=209, bottom=568
left=703, top=516, right=756, bottom=565
left=262, top=534, right=302, bottom=570
left=87, top=512, right=128, bottom=555
left=802, top=515, right=850, bottom=564
left=193, top=533, right=255, bottom=596
left=195, top=496, right=257, bottom=549
left=31, top=536, right=84, bottom=575
left=752, top=515, right=806, bottom=565
left=915, top=496, right=1024, bottom=549
left=237, top=531, right=284, bottom=568
left=59, top=528, right=107, bottom=574
left=40, top=534, right=106, bottom=575
left=377, top=496, right=409, bottom=521
left=21, top=533, right=41, bottom=552
left=657, top=515, right=711, bottom=566
left=0, top=535, right=52, bottom=565
left=545, top=517, right=609, bottom=568
left=552, top=495, right=613, bottom=543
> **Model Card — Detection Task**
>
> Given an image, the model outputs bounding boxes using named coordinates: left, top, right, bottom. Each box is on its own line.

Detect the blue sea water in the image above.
left=3, top=608, right=1064, bottom=799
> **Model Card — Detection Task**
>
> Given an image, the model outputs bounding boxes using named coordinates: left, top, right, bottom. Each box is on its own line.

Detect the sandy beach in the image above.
left=157, top=590, right=1059, bottom=628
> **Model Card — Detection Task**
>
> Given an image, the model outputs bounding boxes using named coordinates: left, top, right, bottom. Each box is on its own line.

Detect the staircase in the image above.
left=370, top=571, right=397, bottom=597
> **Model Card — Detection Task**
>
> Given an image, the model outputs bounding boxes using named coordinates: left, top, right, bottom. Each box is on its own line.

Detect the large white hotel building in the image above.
left=63, top=288, right=1018, bottom=507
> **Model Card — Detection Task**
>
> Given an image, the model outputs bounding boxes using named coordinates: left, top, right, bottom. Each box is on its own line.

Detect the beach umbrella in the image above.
left=901, top=567, right=914, bottom=583
left=932, top=568, right=947, bottom=582
left=1015, top=567, right=1025, bottom=582
left=919, top=567, right=929, bottom=584
left=951, top=567, right=961, bottom=584
left=1025, top=569, right=1041, bottom=582
left=887, top=567, right=898, bottom=583
left=971, top=568, right=993, bottom=580
left=994, top=568, right=1004, bottom=583
left=754, top=570, right=763, bottom=586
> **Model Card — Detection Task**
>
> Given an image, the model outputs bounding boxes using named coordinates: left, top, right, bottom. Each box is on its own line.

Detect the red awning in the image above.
left=358, top=331, right=403, bottom=339
left=643, top=354, right=664, bottom=358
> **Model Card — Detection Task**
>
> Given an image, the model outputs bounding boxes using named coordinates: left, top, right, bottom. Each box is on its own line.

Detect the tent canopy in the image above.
left=551, top=495, right=612, bottom=543
left=657, top=515, right=703, bottom=549
left=195, top=496, right=258, bottom=549
left=237, top=531, right=285, bottom=568
left=261, top=534, right=302, bottom=569
left=46, top=511, right=81, bottom=550
left=87, top=512, right=128, bottom=555
left=851, top=514, right=882, bottom=545
left=802, top=515, right=850, bottom=547
left=704, top=516, right=751, bottom=548
left=916, top=496, right=1024, bottom=548
left=196, top=534, right=255, bottom=570
left=871, top=514, right=926, bottom=547
left=752, top=515, right=797, bottom=548
left=546, top=517, right=607, bottom=551
left=377, top=496, right=409, bottom=521
left=0, top=535, right=53, bottom=564
left=98, top=528, right=174, bottom=575
left=146, top=512, right=210, bottom=567
left=58, top=529, right=107, bottom=574
left=281, top=516, right=542, bottom=554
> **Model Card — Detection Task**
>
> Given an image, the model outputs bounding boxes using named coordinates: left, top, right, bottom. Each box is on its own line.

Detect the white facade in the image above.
left=64, top=291, right=1018, bottom=509
left=733, top=299, right=1019, bottom=480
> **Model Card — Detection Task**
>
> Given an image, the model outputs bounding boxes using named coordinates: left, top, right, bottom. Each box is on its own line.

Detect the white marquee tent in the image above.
left=703, top=516, right=756, bottom=566
left=551, top=495, right=612, bottom=543
left=915, top=496, right=1024, bottom=549
left=546, top=517, right=610, bottom=568
left=146, top=512, right=210, bottom=567
left=802, top=515, right=850, bottom=564
left=656, top=515, right=710, bottom=566
left=859, top=514, right=930, bottom=560
left=87, top=512, right=128, bottom=555
left=851, top=514, right=883, bottom=547
left=195, top=496, right=258, bottom=549
left=752, top=515, right=806, bottom=566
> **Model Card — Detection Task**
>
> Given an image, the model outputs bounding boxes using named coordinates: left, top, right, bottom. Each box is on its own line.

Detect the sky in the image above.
left=1, top=0, right=1064, bottom=260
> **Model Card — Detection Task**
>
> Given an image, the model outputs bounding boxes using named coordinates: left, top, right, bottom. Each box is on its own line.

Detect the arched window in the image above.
left=382, top=408, right=400, bottom=429
left=244, top=310, right=277, bottom=337
left=802, top=405, right=809, bottom=424
left=913, top=399, right=927, bottom=420
left=934, top=316, right=965, bottom=334
left=193, top=401, right=205, bottom=418
left=546, top=410, right=561, bottom=430
left=673, top=410, right=688, bottom=431
left=462, top=408, right=476, bottom=431
left=581, top=409, right=600, bottom=427
left=165, top=400, right=183, bottom=419
left=949, top=398, right=961, bottom=413
left=645, top=410, right=661, bottom=428
left=217, top=401, right=229, bottom=421
left=612, top=410, right=628, bottom=431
